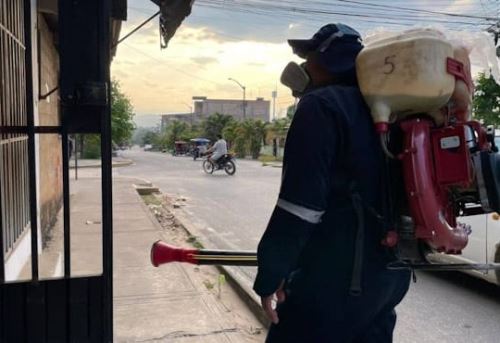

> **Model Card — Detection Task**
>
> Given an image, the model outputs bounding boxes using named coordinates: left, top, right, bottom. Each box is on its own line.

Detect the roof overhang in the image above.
left=38, top=0, right=127, bottom=57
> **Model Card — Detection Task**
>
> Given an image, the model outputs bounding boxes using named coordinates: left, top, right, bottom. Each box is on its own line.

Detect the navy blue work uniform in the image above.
left=253, top=85, right=411, bottom=342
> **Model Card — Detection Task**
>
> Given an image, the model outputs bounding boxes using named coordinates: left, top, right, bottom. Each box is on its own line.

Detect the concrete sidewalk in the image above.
left=112, top=177, right=265, bottom=342
left=29, top=172, right=265, bottom=342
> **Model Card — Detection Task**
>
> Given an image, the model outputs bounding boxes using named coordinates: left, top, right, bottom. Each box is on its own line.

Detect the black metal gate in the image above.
left=0, top=0, right=114, bottom=341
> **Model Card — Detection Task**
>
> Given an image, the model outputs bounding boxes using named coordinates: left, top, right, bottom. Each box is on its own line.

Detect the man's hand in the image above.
left=261, top=280, right=286, bottom=324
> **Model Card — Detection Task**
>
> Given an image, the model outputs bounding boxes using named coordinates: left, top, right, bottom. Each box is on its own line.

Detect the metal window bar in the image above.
left=0, top=0, right=3, bottom=282
left=24, top=0, right=38, bottom=282
left=0, top=0, right=31, bottom=282
left=61, top=131, right=71, bottom=277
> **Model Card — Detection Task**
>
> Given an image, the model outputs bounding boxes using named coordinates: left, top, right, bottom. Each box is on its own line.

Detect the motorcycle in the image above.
left=202, top=153, right=236, bottom=175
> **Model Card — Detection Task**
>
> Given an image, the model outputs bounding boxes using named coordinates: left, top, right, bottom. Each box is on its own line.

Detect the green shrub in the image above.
left=82, top=135, right=101, bottom=159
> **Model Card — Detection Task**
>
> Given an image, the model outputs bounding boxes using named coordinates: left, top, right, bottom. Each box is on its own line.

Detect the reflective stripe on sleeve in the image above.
left=277, top=198, right=325, bottom=224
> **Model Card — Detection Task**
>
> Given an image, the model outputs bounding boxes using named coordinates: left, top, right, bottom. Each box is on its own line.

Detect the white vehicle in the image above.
left=428, top=212, right=500, bottom=286
left=428, top=135, right=500, bottom=286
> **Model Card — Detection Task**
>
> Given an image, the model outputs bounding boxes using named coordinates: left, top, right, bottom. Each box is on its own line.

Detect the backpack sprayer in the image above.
left=151, top=29, right=500, bottom=273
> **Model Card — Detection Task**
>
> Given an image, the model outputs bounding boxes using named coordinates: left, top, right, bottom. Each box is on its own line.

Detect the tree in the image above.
left=268, top=117, right=290, bottom=150
left=81, top=80, right=135, bottom=157
left=203, top=113, right=234, bottom=142
left=164, top=120, right=189, bottom=149
left=188, top=123, right=204, bottom=139
left=473, top=73, right=500, bottom=127
left=286, top=103, right=297, bottom=120
left=82, top=135, right=101, bottom=159
left=133, top=127, right=157, bottom=146
left=269, top=117, right=290, bottom=138
left=222, top=121, right=239, bottom=149
left=238, top=119, right=268, bottom=159
left=252, top=119, right=268, bottom=158
left=141, top=130, right=160, bottom=146
left=233, top=124, right=248, bottom=158
left=111, top=79, right=135, bottom=146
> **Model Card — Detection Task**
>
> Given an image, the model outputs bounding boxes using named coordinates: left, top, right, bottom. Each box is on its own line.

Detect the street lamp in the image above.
left=228, top=77, right=246, bottom=120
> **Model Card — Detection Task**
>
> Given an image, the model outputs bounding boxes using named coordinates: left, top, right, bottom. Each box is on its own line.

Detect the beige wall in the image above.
left=195, top=99, right=271, bottom=122
left=37, top=14, right=63, bottom=241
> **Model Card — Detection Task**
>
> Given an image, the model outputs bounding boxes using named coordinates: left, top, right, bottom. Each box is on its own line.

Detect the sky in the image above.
left=110, top=0, right=498, bottom=126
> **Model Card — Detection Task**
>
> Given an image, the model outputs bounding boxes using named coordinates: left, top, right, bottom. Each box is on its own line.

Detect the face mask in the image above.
left=280, top=61, right=311, bottom=97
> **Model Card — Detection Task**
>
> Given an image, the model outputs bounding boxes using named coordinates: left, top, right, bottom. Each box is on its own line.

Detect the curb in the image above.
left=261, top=162, right=283, bottom=168
left=171, top=206, right=271, bottom=328
left=69, top=159, right=133, bottom=169
left=216, top=265, right=270, bottom=328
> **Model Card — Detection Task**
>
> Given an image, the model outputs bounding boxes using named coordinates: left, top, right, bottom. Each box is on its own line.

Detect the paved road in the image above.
left=119, top=148, right=280, bottom=252
left=118, top=148, right=500, bottom=343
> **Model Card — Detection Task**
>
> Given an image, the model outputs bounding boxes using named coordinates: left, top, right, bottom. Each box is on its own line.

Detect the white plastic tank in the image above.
left=356, top=29, right=455, bottom=127
left=449, top=45, right=473, bottom=122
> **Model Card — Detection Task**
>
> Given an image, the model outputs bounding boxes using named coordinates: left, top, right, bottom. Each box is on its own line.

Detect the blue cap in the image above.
left=288, top=23, right=363, bottom=75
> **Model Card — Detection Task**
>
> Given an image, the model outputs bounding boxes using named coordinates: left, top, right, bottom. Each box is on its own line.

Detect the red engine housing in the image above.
left=398, top=119, right=487, bottom=254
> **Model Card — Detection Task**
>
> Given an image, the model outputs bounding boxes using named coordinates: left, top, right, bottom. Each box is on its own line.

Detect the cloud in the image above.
left=247, top=62, right=266, bottom=67
left=214, top=83, right=242, bottom=94
left=190, top=56, right=218, bottom=66
left=175, top=26, right=225, bottom=44
left=288, top=23, right=303, bottom=31
left=112, top=22, right=297, bottom=114
left=144, top=81, right=160, bottom=88
left=112, top=70, right=129, bottom=79
left=445, top=0, right=475, bottom=12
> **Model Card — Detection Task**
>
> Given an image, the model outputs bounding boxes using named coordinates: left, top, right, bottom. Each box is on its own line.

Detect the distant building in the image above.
left=192, top=96, right=271, bottom=122
left=161, top=112, right=200, bottom=131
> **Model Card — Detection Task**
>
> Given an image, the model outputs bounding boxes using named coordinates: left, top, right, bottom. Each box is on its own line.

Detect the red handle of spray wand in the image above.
left=150, top=240, right=258, bottom=267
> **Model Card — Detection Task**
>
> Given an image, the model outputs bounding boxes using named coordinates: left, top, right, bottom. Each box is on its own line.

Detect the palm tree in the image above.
left=269, top=117, right=290, bottom=147
left=233, top=124, right=248, bottom=158
left=240, top=119, right=268, bottom=159
left=222, top=121, right=238, bottom=149
left=203, top=113, right=234, bottom=142
left=265, top=117, right=290, bottom=159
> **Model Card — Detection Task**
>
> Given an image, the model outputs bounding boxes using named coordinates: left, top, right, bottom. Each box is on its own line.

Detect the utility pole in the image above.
left=228, top=78, right=246, bottom=120
left=243, top=86, right=246, bottom=120
left=271, top=89, right=277, bottom=121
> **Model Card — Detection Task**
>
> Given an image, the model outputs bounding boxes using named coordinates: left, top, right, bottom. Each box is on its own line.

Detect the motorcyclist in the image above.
left=253, top=23, right=411, bottom=342
left=206, top=134, right=227, bottom=165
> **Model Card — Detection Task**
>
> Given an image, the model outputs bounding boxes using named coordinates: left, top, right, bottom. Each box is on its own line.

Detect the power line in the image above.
left=118, top=43, right=280, bottom=98
left=122, top=42, right=223, bottom=86
left=335, top=0, right=497, bottom=21
left=197, top=0, right=491, bottom=28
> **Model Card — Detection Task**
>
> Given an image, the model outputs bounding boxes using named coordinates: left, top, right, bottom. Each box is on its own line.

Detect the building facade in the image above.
left=38, top=10, right=63, bottom=256
left=193, top=97, right=271, bottom=122
left=0, top=1, right=123, bottom=281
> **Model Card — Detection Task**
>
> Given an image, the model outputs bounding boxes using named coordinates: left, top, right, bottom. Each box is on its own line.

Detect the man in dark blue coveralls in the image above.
left=253, top=24, right=411, bottom=343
